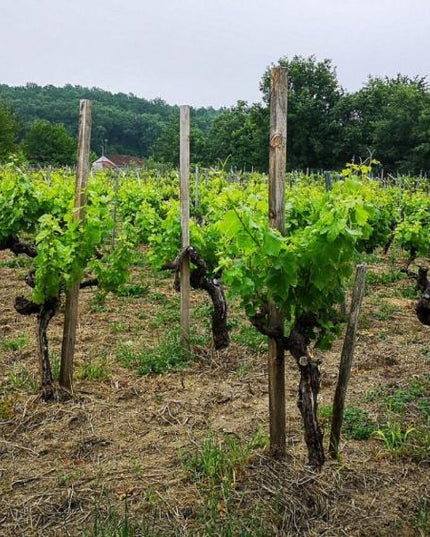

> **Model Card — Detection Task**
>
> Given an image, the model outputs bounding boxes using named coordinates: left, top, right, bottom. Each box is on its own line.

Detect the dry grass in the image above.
left=1, top=249, right=430, bottom=536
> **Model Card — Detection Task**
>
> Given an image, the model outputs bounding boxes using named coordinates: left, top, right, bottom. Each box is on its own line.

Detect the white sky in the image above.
left=1, top=0, right=429, bottom=107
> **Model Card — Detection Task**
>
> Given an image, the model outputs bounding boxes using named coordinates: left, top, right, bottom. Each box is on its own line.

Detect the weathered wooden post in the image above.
left=324, top=171, right=333, bottom=191
left=268, top=67, right=288, bottom=457
left=111, top=170, right=120, bottom=244
left=180, top=105, right=191, bottom=351
left=195, top=166, right=199, bottom=208
left=329, top=264, right=367, bottom=458
left=59, top=99, right=92, bottom=391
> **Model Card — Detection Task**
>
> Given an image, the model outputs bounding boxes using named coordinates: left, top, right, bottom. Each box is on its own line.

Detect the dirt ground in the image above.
left=0, top=249, right=429, bottom=536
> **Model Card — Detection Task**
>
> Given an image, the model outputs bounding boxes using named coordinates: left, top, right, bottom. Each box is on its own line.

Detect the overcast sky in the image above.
left=1, top=0, right=429, bottom=108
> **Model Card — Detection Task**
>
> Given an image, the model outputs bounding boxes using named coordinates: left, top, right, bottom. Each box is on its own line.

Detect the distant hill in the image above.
left=0, top=83, right=221, bottom=158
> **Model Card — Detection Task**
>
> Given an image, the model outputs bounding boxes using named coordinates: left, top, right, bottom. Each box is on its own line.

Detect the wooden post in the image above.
left=180, top=106, right=191, bottom=351
left=324, top=171, right=332, bottom=191
left=268, top=67, right=288, bottom=457
left=112, top=170, right=120, bottom=244
left=59, top=100, right=92, bottom=391
left=195, top=166, right=199, bottom=208
left=329, top=264, right=367, bottom=458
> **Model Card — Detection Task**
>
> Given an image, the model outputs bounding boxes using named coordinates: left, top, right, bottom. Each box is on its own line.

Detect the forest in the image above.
left=0, top=55, right=429, bottom=173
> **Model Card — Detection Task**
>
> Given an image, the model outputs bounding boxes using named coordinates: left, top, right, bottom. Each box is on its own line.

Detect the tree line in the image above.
left=0, top=55, right=429, bottom=173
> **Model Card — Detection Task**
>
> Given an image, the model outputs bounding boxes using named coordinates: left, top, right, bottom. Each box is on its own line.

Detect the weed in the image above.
left=131, top=251, right=147, bottom=267
left=373, top=421, right=415, bottom=454
left=359, top=252, right=385, bottom=264
left=185, top=431, right=267, bottom=489
left=77, top=356, right=111, bottom=381
left=367, top=269, right=407, bottom=286
left=50, top=353, right=61, bottom=380
left=364, top=386, right=385, bottom=402
left=231, top=323, right=266, bottom=352
left=1, top=335, right=28, bottom=351
left=148, top=308, right=178, bottom=329
left=110, top=321, right=128, bottom=334
left=149, top=291, right=168, bottom=304
left=87, top=503, right=160, bottom=537
left=115, top=283, right=149, bottom=298
left=318, top=405, right=377, bottom=440
left=0, top=257, right=31, bottom=269
left=7, top=364, right=38, bottom=394
left=385, top=380, right=426, bottom=412
left=90, top=291, right=108, bottom=313
left=399, top=283, right=419, bottom=299
left=371, top=301, right=400, bottom=321
left=415, top=496, right=430, bottom=534
left=116, top=330, right=194, bottom=374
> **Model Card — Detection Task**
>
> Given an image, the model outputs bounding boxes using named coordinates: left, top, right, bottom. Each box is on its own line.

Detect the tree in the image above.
left=23, top=120, right=76, bottom=165
left=260, top=55, right=343, bottom=170
left=151, top=111, right=207, bottom=166
left=0, top=101, right=18, bottom=161
left=339, top=75, right=430, bottom=173
left=205, top=101, right=268, bottom=171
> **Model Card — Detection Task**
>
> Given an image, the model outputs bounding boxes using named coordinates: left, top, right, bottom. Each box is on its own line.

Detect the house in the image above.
left=92, top=153, right=145, bottom=170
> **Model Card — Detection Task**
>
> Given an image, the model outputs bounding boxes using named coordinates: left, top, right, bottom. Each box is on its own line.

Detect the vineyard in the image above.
left=0, top=68, right=428, bottom=536
left=1, top=153, right=430, bottom=535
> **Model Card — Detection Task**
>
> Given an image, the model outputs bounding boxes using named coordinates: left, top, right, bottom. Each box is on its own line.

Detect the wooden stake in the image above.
left=195, top=166, right=199, bottom=208
left=180, top=106, right=191, bottom=351
left=268, top=67, right=288, bottom=457
left=324, top=171, right=333, bottom=191
left=329, top=263, right=367, bottom=458
left=59, top=100, right=92, bottom=391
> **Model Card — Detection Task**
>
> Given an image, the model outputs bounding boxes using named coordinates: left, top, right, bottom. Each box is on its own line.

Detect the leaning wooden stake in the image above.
left=268, top=67, right=288, bottom=457
left=329, top=263, right=367, bottom=458
left=180, top=105, right=191, bottom=351
left=59, top=100, right=92, bottom=391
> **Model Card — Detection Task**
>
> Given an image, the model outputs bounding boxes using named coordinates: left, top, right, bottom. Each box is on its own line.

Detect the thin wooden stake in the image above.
left=268, top=66, right=288, bottom=457
left=195, top=166, right=199, bottom=208
left=329, top=263, right=367, bottom=458
left=180, top=106, right=191, bottom=351
left=59, top=100, right=92, bottom=391
left=324, top=171, right=332, bottom=191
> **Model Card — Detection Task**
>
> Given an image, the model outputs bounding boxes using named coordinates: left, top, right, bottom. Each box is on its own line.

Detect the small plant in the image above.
left=149, top=291, right=168, bottom=304
left=367, top=269, right=407, bottom=286
left=371, top=301, right=400, bottom=321
left=185, top=430, right=268, bottom=489
left=50, top=353, right=61, bottom=380
left=7, top=364, right=38, bottom=394
left=1, top=335, right=28, bottom=351
left=77, top=356, right=111, bottom=381
left=415, top=496, right=430, bottom=534
left=0, top=257, right=31, bottom=269
left=115, top=283, right=149, bottom=298
left=231, top=322, right=267, bottom=352
left=373, top=421, right=415, bottom=454
left=385, top=380, right=426, bottom=412
left=364, top=386, right=385, bottom=402
left=148, top=308, right=178, bottom=329
left=110, top=321, right=128, bottom=334
left=318, top=405, right=377, bottom=440
left=89, top=291, right=108, bottom=313
left=400, top=283, right=419, bottom=299
left=116, top=330, right=196, bottom=375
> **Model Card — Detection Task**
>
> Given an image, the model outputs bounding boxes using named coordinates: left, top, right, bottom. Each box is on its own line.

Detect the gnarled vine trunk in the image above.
left=15, top=296, right=59, bottom=401
left=415, top=266, right=430, bottom=326
left=166, top=246, right=230, bottom=350
left=251, top=309, right=325, bottom=469
left=285, top=328, right=325, bottom=469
